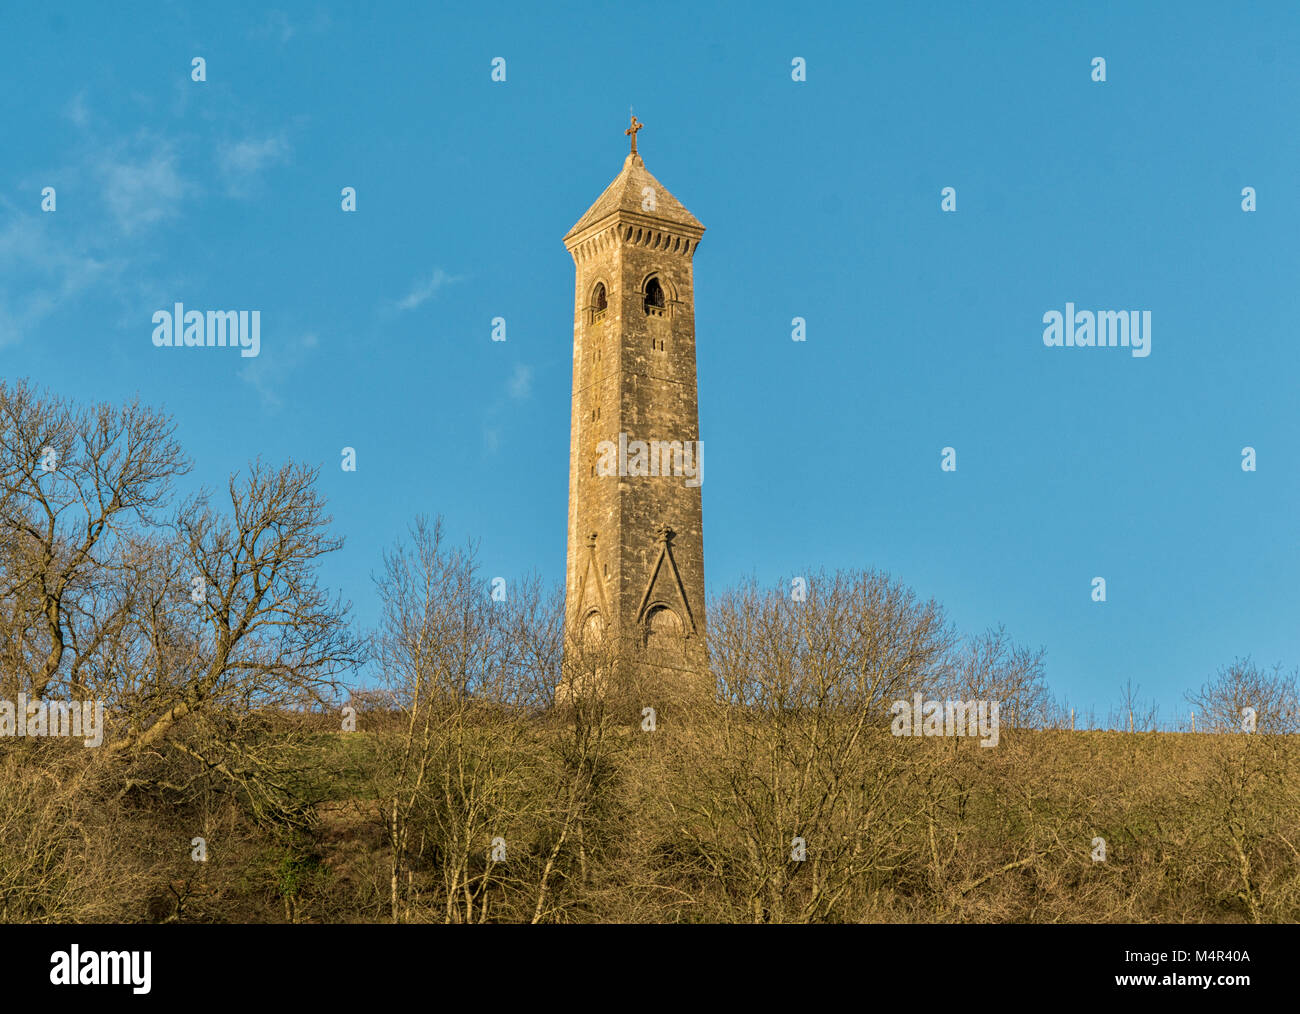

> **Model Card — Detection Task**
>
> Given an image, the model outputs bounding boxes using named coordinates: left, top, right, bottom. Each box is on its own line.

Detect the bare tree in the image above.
left=670, top=569, right=953, bottom=922
left=371, top=517, right=562, bottom=923
left=939, top=625, right=1050, bottom=730
left=0, top=380, right=188, bottom=699
left=104, top=461, right=364, bottom=829
left=1188, top=657, right=1300, bottom=735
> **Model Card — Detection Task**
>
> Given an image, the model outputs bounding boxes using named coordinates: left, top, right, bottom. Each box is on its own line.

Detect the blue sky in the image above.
left=2, top=1, right=1296, bottom=720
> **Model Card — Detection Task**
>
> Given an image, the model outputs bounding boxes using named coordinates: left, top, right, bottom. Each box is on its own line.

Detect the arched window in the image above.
left=582, top=611, right=605, bottom=646
left=644, top=276, right=666, bottom=316
left=591, top=282, right=608, bottom=323
left=644, top=605, right=683, bottom=656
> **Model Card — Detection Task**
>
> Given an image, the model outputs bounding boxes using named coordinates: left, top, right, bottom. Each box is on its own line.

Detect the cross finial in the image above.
left=625, top=114, right=644, bottom=155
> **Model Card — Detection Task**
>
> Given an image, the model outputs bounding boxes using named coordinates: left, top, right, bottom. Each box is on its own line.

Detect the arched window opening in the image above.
left=644, top=605, right=684, bottom=657
left=644, top=276, right=666, bottom=317
left=591, top=282, right=608, bottom=323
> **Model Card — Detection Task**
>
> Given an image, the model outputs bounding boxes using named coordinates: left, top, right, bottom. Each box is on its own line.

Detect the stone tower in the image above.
left=561, top=118, right=709, bottom=696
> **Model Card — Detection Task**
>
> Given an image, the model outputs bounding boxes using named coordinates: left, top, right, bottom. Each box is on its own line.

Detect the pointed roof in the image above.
left=564, top=152, right=705, bottom=244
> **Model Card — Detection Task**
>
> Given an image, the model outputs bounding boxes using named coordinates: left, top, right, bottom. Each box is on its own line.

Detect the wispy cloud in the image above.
left=240, top=331, right=320, bottom=409
left=0, top=127, right=193, bottom=348
left=0, top=98, right=308, bottom=352
left=0, top=203, right=122, bottom=347
left=481, top=362, right=534, bottom=452
left=396, top=267, right=462, bottom=311
left=249, top=9, right=331, bottom=43
left=65, top=91, right=90, bottom=128
left=98, top=141, right=191, bottom=235
left=507, top=363, right=532, bottom=399
left=250, top=10, right=296, bottom=43
left=218, top=134, right=291, bottom=197
left=220, top=135, right=290, bottom=176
